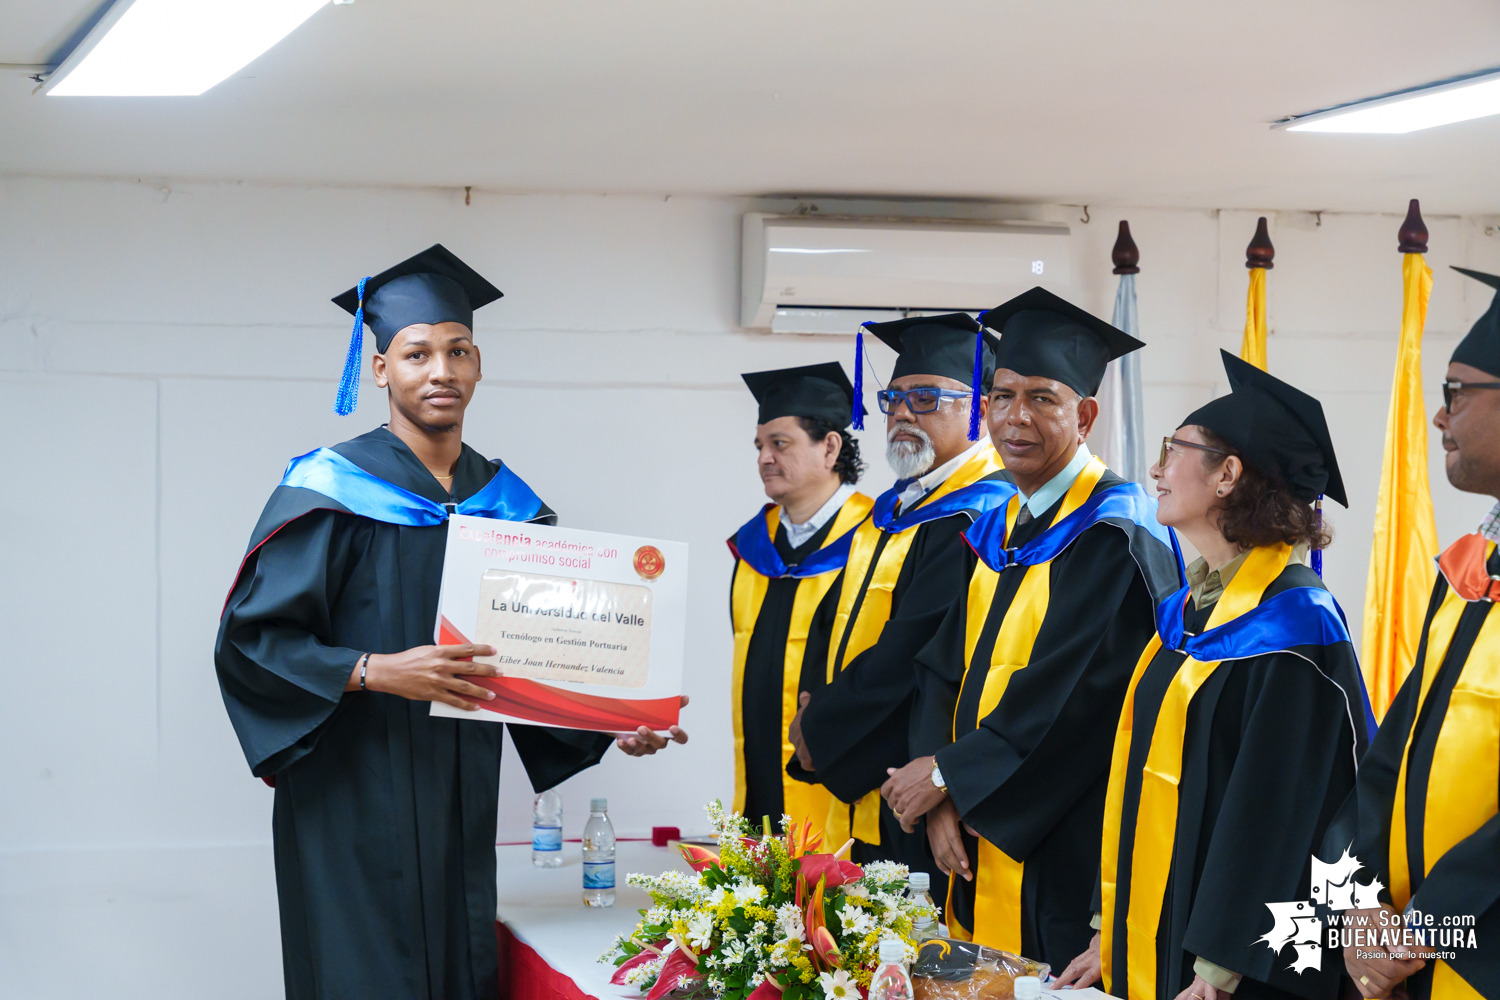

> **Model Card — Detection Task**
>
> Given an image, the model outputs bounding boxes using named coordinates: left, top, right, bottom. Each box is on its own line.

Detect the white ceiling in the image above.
left=5, top=0, right=1500, bottom=213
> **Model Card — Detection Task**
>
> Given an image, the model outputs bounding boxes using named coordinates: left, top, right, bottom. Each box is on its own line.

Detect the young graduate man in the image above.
left=1342, top=267, right=1500, bottom=1000
left=881, top=288, right=1181, bottom=970
left=787, top=314, right=1011, bottom=892
left=214, top=246, right=687, bottom=1000
left=728, top=363, right=874, bottom=837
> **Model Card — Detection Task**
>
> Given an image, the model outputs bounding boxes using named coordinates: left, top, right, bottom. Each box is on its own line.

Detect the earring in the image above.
left=1216, top=489, right=1224, bottom=496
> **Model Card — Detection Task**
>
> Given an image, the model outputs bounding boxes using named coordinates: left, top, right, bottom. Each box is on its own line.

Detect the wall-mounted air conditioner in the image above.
left=741, top=213, right=1073, bottom=333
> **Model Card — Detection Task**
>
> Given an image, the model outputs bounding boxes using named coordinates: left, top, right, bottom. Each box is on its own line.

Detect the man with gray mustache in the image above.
left=788, top=313, right=1010, bottom=902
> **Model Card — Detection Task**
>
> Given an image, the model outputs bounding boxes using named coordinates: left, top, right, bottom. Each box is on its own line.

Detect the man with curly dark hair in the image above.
left=728, top=363, right=874, bottom=838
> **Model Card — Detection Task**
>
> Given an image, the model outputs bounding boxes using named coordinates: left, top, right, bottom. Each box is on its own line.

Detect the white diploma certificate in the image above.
left=431, top=515, right=687, bottom=732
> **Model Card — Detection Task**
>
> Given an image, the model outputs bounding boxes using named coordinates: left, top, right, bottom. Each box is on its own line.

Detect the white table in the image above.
left=496, top=841, right=690, bottom=999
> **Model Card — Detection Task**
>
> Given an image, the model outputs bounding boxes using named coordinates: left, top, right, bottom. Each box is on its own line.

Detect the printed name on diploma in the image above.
left=472, top=570, right=652, bottom=689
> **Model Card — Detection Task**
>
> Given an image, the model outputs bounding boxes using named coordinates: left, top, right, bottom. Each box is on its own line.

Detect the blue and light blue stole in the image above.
left=279, top=447, right=543, bottom=526
left=870, top=478, right=1015, bottom=534
left=963, top=481, right=1180, bottom=575
left=732, top=505, right=863, bottom=579
left=1155, top=582, right=1378, bottom=739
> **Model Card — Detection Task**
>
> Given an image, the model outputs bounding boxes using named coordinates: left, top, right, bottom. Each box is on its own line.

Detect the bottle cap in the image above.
left=590, top=798, right=608, bottom=812
left=907, top=871, right=930, bottom=892
left=878, top=938, right=906, bottom=964
left=1014, top=976, right=1041, bottom=1000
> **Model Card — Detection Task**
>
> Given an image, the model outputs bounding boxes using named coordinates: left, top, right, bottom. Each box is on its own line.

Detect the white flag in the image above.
left=1094, top=274, right=1147, bottom=483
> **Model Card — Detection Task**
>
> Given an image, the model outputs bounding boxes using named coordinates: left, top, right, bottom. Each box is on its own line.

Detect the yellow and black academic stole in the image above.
left=944, top=457, right=1106, bottom=951
left=729, top=494, right=874, bottom=839
left=1386, top=539, right=1498, bottom=1000
left=1100, top=543, right=1293, bottom=1000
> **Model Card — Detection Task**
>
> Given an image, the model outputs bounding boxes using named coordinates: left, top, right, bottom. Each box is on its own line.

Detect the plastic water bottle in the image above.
left=907, top=871, right=938, bottom=942
left=531, top=788, right=563, bottom=868
left=582, top=797, right=616, bottom=907
left=868, top=938, right=914, bottom=1000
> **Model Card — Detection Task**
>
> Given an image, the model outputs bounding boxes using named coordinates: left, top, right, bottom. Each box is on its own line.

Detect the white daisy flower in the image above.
left=819, top=969, right=857, bottom=1000
left=685, top=911, right=714, bottom=951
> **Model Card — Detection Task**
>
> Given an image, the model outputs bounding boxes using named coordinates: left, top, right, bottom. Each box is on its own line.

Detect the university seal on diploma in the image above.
left=432, top=515, right=687, bottom=733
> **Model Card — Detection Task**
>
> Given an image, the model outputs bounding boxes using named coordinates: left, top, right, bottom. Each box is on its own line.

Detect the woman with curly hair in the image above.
left=1058, top=350, right=1374, bottom=1000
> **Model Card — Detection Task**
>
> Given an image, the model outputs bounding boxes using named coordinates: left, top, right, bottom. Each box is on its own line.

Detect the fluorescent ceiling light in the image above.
left=768, top=248, right=871, bottom=254
left=46, top=0, right=329, bottom=97
left=1277, top=68, right=1500, bottom=134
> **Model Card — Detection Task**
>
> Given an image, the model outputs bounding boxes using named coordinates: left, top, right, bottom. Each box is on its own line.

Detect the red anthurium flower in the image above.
left=747, top=978, right=786, bottom=999
left=610, top=941, right=667, bottom=985
left=810, top=925, right=843, bottom=969
left=798, top=853, right=864, bottom=889
left=677, top=844, right=720, bottom=872
left=645, top=947, right=701, bottom=1000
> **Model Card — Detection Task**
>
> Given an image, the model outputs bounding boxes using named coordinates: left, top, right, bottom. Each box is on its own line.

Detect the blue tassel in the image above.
left=1312, top=495, right=1324, bottom=577
left=966, top=320, right=985, bottom=442
left=852, top=324, right=868, bottom=430
left=333, top=276, right=370, bottom=416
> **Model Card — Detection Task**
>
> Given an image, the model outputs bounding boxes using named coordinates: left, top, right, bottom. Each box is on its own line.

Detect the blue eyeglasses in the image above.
left=876, top=387, right=970, bottom=415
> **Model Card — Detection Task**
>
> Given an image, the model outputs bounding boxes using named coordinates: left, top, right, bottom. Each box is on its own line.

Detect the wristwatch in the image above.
left=930, top=759, right=947, bottom=792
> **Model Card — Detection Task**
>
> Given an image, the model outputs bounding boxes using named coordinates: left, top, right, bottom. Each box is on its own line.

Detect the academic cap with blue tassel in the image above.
left=328, top=244, right=503, bottom=415
left=858, top=313, right=997, bottom=441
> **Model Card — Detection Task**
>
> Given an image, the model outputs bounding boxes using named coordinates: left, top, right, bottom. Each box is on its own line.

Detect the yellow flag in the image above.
left=1361, top=253, right=1439, bottom=719
left=1240, top=267, right=1268, bottom=370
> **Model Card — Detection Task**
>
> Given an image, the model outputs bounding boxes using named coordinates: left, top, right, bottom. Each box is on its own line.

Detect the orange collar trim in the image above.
left=1437, top=533, right=1500, bottom=603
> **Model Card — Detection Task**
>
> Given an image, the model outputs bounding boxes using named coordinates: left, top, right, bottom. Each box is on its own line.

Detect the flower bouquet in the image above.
left=601, top=801, right=937, bottom=1000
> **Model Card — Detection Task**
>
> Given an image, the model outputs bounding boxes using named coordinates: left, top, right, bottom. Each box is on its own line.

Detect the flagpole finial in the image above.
left=1246, top=217, right=1275, bottom=270
left=1112, top=220, right=1140, bottom=275
left=1398, top=199, right=1429, bottom=254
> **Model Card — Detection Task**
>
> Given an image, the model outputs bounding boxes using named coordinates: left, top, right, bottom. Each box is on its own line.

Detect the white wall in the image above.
left=2, top=176, right=1499, bottom=999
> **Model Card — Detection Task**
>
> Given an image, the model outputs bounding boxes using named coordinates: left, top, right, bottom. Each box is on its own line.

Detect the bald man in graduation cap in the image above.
left=786, top=314, right=1012, bottom=892
left=728, top=363, right=875, bottom=838
left=215, top=245, right=687, bottom=1000
left=881, top=288, right=1181, bottom=969
left=1341, top=266, right=1500, bottom=1000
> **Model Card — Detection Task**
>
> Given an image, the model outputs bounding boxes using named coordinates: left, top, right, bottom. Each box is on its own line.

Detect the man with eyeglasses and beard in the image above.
left=787, top=313, right=1011, bottom=899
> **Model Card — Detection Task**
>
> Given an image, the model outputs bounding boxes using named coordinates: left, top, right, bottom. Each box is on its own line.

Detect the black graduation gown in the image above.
left=1347, top=547, right=1500, bottom=1000
left=911, top=471, right=1167, bottom=969
left=1111, top=564, right=1363, bottom=1000
left=215, top=426, right=612, bottom=1000
left=788, top=493, right=987, bottom=899
left=732, top=518, right=842, bottom=827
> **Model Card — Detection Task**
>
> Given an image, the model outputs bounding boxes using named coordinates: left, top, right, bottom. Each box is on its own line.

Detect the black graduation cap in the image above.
left=1181, top=350, right=1347, bottom=507
left=978, top=286, right=1144, bottom=398
left=741, top=362, right=861, bottom=427
left=1451, top=267, right=1500, bottom=378
left=863, top=313, right=996, bottom=388
left=328, top=244, right=503, bottom=415
left=859, top=313, right=999, bottom=440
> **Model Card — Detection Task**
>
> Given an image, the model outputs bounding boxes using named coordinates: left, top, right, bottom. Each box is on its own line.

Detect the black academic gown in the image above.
left=788, top=489, right=991, bottom=901
left=1347, top=547, right=1500, bottom=1000
left=911, top=471, right=1168, bottom=970
left=1110, top=563, right=1364, bottom=1000
left=215, top=427, right=611, bottom=1000
left=733, top=518, right=842, bottom=827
